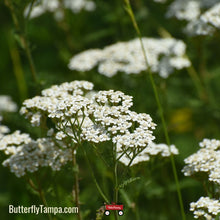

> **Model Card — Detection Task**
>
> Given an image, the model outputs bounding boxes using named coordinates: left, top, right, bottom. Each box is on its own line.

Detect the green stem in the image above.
left=157, top=26, right=207, bottom=102
left=113, top=144, right=119, bottom=220
left=123, top=1, right=186, bottom=219
left=197, top=37, right=217, bottom=108
left=72, top=149, right=82, bottom=220
left=27, top=178, right=52, bottom=220
left=4, top=0, right=38, bottom=83
left=7, top=32, right=28, bottom=102
left=82, top=147, right=110, bottom=204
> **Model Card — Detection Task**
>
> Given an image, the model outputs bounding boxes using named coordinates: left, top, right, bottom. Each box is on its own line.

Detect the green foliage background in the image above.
left=0, top=0, right=220, bottom=219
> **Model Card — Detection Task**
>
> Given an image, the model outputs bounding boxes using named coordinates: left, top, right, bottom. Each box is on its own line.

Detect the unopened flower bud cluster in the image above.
left=182, top=138, right=220, bottom=185
left=68, top=38, right=190, bottom=78
left=0, top=131, right=72, bottom=177
left=190, top=197, right=220, bottom=219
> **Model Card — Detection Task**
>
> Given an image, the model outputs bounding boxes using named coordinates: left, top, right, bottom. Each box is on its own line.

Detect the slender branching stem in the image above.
left=82, top=146, right=110, bottom=204
left=123, top=1, right=186, bottom=219
left=157, top=26, right=207, bottom=102
left=113, top=144, right=119, bottom=220
left=7, top=32, right=28, bottom=102
left=72, top=149, right=82, bottom=220
left=4, top=0, right=38, bottom=83
left=27, top=177, right=52, bottom=220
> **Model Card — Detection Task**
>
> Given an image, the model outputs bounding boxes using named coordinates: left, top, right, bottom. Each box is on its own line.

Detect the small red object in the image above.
left=105, top=203, right=124, bottom=210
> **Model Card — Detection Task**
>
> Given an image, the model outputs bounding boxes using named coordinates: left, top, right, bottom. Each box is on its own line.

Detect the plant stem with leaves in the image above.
left=123, top=1, right=186, bottom=219
left=27, top=177, right=52, bottom=220
left=4, top=0, right=38, bottom=83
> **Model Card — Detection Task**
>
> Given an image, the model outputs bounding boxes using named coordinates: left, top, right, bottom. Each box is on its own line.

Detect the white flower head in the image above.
left=190, top=197, right=220, bottom=219
left=25, top=0, right=96, bottom=20
left=20, top=81, right=156, bottom=149
left=69, top=38, right=190, bottom=78
left=201, top=3, right=220, bottom=29
left=0, top=95, right=17, bottom=113
left=118, top=142, right=178, bottom=166
left=182, top=138, right=220, bottom=185
left=0, top=116, right=10, bottom=139
left=165, top=0, right=220, bottom=36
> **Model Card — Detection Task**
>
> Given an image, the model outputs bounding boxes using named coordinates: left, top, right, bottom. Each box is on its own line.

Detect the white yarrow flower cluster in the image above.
left=0, top=95, right=17, bottom=139
left=166, top=0, right=220, bottom=36
left=20, top=81, right=156, bottom=148
left=0, top=95, right=17, bottom=113
left=19, top=81, right=156, bottom=169
left=25, top=0, right=95, bottom=20
left=0, top=131, right=72, bottom=177
left=190, top=197, right=220, bottom=219
left=1, top=80, right=156, bottom=177
left=201, top=3, right=220, bottom=29
left=182, top=138, right=220, bottom=185
left=68, top=38, right=191, bottom=78
left=0, top=116, right=10, bottom=139
left=119, top=142, right=179, bottom=166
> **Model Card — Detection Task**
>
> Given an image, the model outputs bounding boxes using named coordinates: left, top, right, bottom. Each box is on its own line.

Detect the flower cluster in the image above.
left=0, top=116, right=10, bottom=139
left=0, top=95, right=17, bottom=139
left=182, top=138, right=220, bottom=185
left=19, top=80, right=157, bottom=166
left=0, top=95, right=17, bottom=113
left=68, top=38, right=191, bottom=78
left=1, top=80, right=158, bottom=177
left=190, top=197, right=220, bottom=219
left=20, top=81, right=94, bottom=142
left=86, top=90, right=156, bottom=154
left=0, top=131, right=72, bottom=177
left=201, top=3, right=220, bottom=29
left=165, top=0, right=220, bottom=36
left=20, top=81, right=156, bottom=147
left=25, top=0, right=95, bottom=21
left=119, top=142, right=179, bottom=166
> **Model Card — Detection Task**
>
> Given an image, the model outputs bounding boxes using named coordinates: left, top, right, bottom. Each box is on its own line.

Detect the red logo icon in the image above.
left=104, top=203, right=124, bottom=216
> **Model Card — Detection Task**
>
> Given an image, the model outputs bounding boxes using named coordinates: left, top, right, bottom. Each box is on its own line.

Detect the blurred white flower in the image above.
left=153, top=0, right=167, bottom=3
left=69, top=38, right=190, bottom=78
left=166, top=1, right=201, bottom=21
left=190, top=197, right=220, bottom=219
left=0, top=95, right=17, bottom=113
left=0, top=116, right=10, bottom=139
left=165, top=0, right=220, bottom=36
left=25, top=0, right=95, bottom=20
left=201, top=3, right=220, bottom=29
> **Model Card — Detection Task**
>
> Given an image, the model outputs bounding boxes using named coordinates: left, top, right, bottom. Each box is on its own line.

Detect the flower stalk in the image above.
left=123, top=1, right=186, bottom=219
left=72, top=149, right=82, bottom=220
left=4, top=0, right=38, bottom=83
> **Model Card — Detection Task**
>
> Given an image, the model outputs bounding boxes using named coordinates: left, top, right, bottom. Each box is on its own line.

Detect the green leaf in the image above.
left=118, top=177, right=140, bottom=189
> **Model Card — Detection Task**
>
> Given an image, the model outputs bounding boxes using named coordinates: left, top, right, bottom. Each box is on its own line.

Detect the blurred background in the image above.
left=0, top=0, right=220, bottom=219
